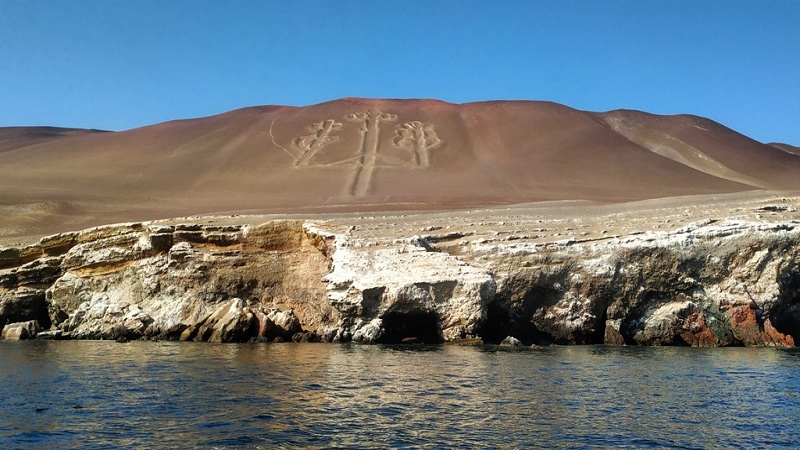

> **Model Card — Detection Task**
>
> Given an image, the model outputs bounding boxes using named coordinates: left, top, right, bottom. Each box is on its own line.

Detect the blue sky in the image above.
left=1, top=1, right=798, bottom=144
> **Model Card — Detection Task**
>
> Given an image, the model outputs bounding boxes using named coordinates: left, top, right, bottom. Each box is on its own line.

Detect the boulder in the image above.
left=181, top=298, right=257, bottom=343
left=500, top=336, right=523, bottom=347
left=265, top=309, right=302, bottom=340
left=2, top=320, right=42, bottom=340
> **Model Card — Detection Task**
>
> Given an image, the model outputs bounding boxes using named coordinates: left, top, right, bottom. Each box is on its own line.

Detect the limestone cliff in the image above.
left=2, top=203, right=799, bottom=346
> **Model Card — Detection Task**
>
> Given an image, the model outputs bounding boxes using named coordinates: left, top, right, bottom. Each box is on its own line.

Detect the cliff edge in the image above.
left=3, top=193, right=799, bottom=346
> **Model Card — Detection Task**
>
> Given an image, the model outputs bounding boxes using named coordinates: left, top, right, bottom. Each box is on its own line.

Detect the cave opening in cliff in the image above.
left=378, top=310, right=442, bottom=344
left=479, top=289, right=563, bottom=345
left=770, top=296, right=800, bottom=340
left=770, top=271, right=800, bottom=341
left=480, top=303, right=549, bottom=345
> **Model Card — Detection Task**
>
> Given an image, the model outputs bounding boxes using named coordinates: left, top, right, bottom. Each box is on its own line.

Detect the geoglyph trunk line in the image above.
left=347, top=109, right=397, bottom=197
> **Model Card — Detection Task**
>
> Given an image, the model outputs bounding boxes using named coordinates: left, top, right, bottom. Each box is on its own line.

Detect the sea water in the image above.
left=1, top=341, right=799, bottom=449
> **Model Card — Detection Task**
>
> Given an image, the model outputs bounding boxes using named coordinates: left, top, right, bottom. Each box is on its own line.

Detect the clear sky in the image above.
left=1, top=1, right=798, bottom=144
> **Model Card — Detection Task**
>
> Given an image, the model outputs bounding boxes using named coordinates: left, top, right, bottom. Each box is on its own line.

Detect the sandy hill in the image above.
left=770, top=142, right=800, bottom=156
left=0, top=126, right=108, bottom=153
left=1, top=98, right=799, bottom=240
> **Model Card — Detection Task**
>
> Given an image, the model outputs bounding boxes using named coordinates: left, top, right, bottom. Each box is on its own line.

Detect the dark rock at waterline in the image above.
left=292, top=331, right=320, bottom=343
left=36, top=330, right=70, bottom=340
left=159, top=323, right=189, bottom=341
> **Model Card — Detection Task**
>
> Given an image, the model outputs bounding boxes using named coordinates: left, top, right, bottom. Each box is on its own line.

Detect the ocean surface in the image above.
left=1, top=341, right=799, bottom=449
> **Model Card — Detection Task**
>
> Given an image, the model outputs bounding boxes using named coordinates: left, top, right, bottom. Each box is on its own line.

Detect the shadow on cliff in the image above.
left=770, top=264, right=800, bottom=339
left=376, top=310, right=443, bottom=344
left=479, top=285, right=606, bottom=346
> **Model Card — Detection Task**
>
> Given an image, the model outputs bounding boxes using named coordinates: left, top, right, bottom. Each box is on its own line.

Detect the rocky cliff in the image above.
left=2, top=197, right=800, bottom=346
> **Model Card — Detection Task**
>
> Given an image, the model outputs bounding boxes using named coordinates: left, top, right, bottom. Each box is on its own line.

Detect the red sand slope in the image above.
left=2, top=98, right=799, bottom=238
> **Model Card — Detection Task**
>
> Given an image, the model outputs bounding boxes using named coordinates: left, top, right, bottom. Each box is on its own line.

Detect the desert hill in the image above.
left=1, top=98, right=799, bottom=241
left=770, top=142, right=800, bottom=156
left=0, top=126, right=108, bottom=153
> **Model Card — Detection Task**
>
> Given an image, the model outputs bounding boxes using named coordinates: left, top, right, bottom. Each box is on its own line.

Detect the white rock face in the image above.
left=323, top=234, right=495, bottom=342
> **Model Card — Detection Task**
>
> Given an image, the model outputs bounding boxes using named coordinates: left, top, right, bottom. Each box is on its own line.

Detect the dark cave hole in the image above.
left=479, top=302, right=553, bottom=345
left=0, top=294, right=52, bottom=330
left=479, top=303, right=524, bottom=344
left=771, top=271, right=800, bottom=341
left=770, top=295, right=800, bottom=340
left=378, top=310, right=443, bottom=344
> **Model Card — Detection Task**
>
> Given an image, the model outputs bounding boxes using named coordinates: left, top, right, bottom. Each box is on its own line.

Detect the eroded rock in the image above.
left=0, top=213, right=798, bottom=347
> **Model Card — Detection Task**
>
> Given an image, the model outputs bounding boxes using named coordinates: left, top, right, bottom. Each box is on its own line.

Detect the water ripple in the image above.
left=1, top=342, right=800, bottom=448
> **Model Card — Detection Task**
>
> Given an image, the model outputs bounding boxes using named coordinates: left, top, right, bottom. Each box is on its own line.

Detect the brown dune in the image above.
left=0, top=126, right=108, bottom=153
left=1, top=98, right=799, bottom=241
left=601, top=111, right=800, bottom=188
left=770, top=142, right=800, bottom=156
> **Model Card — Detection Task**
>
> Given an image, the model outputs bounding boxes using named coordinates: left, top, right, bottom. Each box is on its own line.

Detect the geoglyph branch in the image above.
left=292, top=119, right=343, bottom=166
left=393, top=121, right=441, bottom=168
